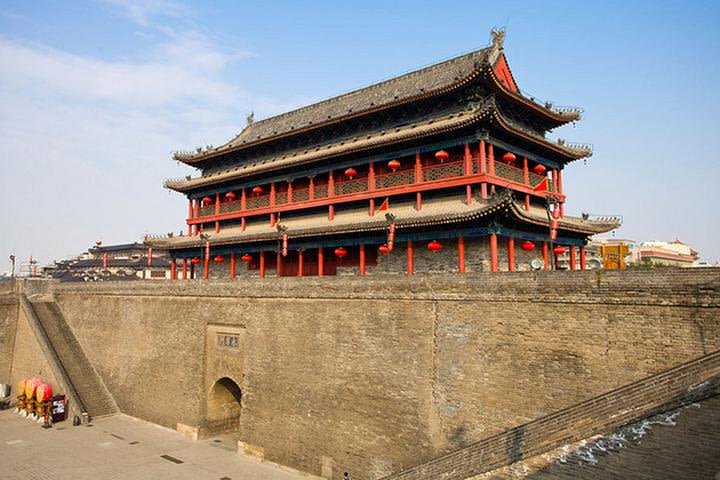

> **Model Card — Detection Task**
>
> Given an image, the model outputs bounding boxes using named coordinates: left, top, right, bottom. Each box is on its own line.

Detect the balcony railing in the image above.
left=191, top=156, right=555, bottom=222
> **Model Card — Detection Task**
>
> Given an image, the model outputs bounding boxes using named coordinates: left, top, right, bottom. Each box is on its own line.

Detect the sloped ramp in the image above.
left=21, top=295, right=118, bottom=420
left=381, top=350, right=720, bottom=480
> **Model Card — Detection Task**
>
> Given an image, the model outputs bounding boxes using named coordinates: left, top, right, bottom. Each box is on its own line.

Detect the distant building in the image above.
left=586, top=238, right=635, bottom=270
left=633, top=239, right=699, bottom=267
left=46, top=242, right=171, bottom=282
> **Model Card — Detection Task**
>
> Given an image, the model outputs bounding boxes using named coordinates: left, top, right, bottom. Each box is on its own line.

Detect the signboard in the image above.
left=51, top=395, right=67, bottom=423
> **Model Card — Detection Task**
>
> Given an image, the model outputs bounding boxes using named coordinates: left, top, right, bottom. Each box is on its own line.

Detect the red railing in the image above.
left=191, top=156, right=553, bottom=222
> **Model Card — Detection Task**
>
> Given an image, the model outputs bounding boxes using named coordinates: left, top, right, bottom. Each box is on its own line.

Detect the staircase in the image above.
left=381, top=350, right=720, bottom=480
left=25, top=297, right=117, bottom=419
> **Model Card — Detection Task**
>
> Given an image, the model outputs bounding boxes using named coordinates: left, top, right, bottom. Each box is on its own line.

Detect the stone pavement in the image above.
left=0, top=411, right=315, bottom=479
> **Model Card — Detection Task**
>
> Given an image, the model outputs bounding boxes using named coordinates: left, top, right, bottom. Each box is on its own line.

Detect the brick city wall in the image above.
left=1, top=269, right=719, bottom=479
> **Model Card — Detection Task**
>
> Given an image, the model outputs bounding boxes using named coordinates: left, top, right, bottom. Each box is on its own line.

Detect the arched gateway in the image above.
left=206, top=377, right=242, bottom=435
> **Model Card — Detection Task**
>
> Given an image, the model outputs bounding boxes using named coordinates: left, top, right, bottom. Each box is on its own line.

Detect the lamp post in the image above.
left=545, top=194, right=560, bottom=271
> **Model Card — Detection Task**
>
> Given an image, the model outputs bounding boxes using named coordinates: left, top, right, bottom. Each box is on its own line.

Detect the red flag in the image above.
left=378, top=198, right=389, bottom=211
left=533, top=177, right=549, bottom=192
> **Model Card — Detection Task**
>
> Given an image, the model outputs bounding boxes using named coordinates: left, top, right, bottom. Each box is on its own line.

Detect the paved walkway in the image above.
left=0, top=410, right=314, bottom=479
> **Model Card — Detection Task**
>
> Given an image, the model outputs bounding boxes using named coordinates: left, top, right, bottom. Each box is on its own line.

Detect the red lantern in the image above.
left=225, top=191, right=236, bottom=201
left=95, top=240, right=102, bottom=246
left=334, top=247, right=348, bottom=258
left=427, top=240, right=442, bottom=252
left=378, top=244, right=390, bottom=254
left=213, top=255, right=224, bottom=264
left=435, top=150, right=449, bottom=162
left=521, top=241, right=535, bottom=251
left=502, top=152, right=516, bottom=164
left=388, top=159, right=401, bottom=171
left=252, top=186, right=263, bottom=195
left=191, top=257, right=201, bottom=265
left=553, top=246, right=566, bottom=255
left=202, top=196, right=213, bottom=206
left=344, top=168, right=357, bottom=179
left=532, top=164, right=546, bottom=175
left=241, top=253, right=252, bottom=262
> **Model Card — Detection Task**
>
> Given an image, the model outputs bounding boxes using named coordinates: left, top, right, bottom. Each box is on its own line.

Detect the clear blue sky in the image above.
left=1, top=0, right=719, bottom=273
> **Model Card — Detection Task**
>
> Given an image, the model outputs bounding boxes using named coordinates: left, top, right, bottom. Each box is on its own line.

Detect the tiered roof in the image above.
left=147, top=192, right=619, bottom=250
left=170, top=30, right=584, bottom=181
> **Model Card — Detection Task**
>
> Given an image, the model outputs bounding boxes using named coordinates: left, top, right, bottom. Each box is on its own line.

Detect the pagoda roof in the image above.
left=165, top=99, right=589, bottom=194
left=146, top=193, right=619, bottom=251
left=173, top=30, right=580, bottom=166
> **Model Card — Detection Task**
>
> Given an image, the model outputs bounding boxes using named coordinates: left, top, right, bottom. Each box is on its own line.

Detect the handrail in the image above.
left=189, top=156, right=553, bottom=221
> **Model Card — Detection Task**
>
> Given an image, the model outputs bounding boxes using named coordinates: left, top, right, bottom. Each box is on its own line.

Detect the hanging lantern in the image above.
left=521, top=241, right=535, bottom=251
left=344, top=167, right=357, bottom=179
left=532, top=164, right=546, bottom=175
left=435, top=150, right=449, bottom=162
left=334, top=247, right=348, bottom=258
left=388, top=159, right=401, bottom=171
left=252, top=186, right=264, bottom=195
left=502, top=152, right=516, bottom=164
left=282, top=234, right=288, bottom=257
left=213, top=255, right=224, bottom=264
left=191, top=257, right=201, bottom=265
left=427, top=240, right=442, bottom=252
left=378, top=244, right=390, bottom=254
left=95, top=240, right=102, bottom=246
left=241, top=253, right=252, bottom=262
left=553, top=246, right=566, bottom=255
left=225, top=191, right=237, bottom=201
left=201, top=196, right=213, bottom=206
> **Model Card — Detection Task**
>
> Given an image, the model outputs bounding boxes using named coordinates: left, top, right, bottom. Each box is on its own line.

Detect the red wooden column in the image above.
left=523, top=157, right=531, bottom=211
left=309, top=176, right=315, bottom=200
left=215, top=193, right=220, bottom=233
left=287, top=180, right=293, bottom=204
left=488, top=144, right=496, bottom=195
left=458, top=236, right=465, bottom=273
left=148, top=247, right=153, bottom=268
left=580, top=246, right=586, bottom=271
left=507, top=237, right=515, bottom=272
left=170, top=258, right=177, bottom=280
left=407, top=240, right=414, bottom=275
left=479, top=140, right=488, bottom=199
left=464, top=143, right=472, bottom=205
left=568, top=245, right=576, bottom=271
left=542, top=242, right=549, bottom=270
left=259, top=251, right=265, bottom=278
left=102, top=253, right=108, bottom=270
left=328, top=172, right=335, bottom=221
left=368, top=162, right=376, bottom=216
left=240, top=188, right=247, bottom=232
left=415, top=152, right=422, bottom=210
left=182, top=258, right=188, bottom=280
left=187, top=199, right=193, bottom=235
left=203, top=240, right=210, bottom=280
left=557, top=169, right=565, bottom=216
left=230, top=253, right=236, bottom=279
left=192, top=200, right=199, bottom=235
left=318, top=247, right=324, bottom=277
left=489, top=233, right=498, bottom=272
left=277, top=250, right=282, bottom=277
left=297, top=250, right=304, bottom=277
left=270, top=182, right=276, bottom=226
left=359, top=244, right=366, bottom=276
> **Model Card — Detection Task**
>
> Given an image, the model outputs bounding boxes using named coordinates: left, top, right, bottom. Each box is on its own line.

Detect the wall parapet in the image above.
left=47, top=269, right=720, bottom=308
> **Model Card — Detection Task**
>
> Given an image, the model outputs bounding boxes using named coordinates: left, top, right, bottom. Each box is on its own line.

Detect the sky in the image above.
left=1, top=0, right=719, bottom=273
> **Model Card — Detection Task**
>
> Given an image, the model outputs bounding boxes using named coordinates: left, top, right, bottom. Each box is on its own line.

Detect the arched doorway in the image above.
left=206, top=377, right=242, bottom=435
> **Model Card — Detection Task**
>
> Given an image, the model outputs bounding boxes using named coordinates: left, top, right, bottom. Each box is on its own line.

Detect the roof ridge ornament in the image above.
left=490, top=28, right=505, bottom=52
left=246, top=111, right=255, bottom=126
